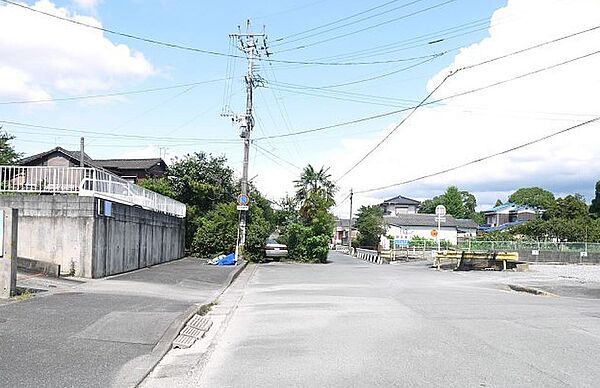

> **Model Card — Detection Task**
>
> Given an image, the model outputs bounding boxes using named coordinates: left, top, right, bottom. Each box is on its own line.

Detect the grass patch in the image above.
left=198, top=301, right=218, bottom=316
left=15, top=288, right=34, bottom=302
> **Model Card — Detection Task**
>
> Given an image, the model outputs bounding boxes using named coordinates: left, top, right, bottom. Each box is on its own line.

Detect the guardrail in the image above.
left=0, top=166, right=186, bottom=218
left=355, top=248, right=386, bottom=264
left=334, top=244, right=349, bottom=253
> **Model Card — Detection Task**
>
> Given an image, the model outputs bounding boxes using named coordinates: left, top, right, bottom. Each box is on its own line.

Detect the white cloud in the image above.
left=71, top=0, right=101, bottom=12
left=326, top=0, right=600, bottom=211
left=0, top=0, right=155, bottom=101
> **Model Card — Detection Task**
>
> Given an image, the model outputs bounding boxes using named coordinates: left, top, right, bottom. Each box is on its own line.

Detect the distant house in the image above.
left=19, top=146, right=96, bottom=168
left=482, top=202, right=538, bottom=228
left=94, top=158, right=167, bottom=183
left=385, top=214, right=476, bottom=246
left=19, top=147, right=167, bottom=183
left=380, top=194, right=421, bottom=216
left=333, top=218, right=357, bottom=246
left=455, top=218, right=479, bottom=239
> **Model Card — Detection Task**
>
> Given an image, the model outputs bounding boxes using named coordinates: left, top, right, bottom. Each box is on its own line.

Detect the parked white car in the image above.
left=264, top=238, right=288, bottom=260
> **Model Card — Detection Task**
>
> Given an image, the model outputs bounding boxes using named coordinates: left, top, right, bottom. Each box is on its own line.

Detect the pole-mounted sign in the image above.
left=237, top=194, right=250, bottom=211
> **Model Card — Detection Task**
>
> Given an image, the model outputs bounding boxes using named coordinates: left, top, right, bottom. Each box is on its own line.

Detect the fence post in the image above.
left=0, top=208, right=18, bottom=299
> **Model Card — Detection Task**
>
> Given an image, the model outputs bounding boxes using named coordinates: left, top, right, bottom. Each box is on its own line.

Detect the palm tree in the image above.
left=293, top=164, right=337, bottom=205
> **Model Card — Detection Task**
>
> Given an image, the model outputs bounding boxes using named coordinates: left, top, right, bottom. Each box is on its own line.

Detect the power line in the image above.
left=0, top=0, right=446, bottom=67
left=273, top=0, right=458, bottom=54
left=271, top=53, right=444, bottom=90
left=266, top=85, right=410, bottom=108
left=253, top=142, right=302, bottom=170
left=254, top=46, right=600, bottom=141
left=335, top=71, right=455, bottom=183
left=355, top=116, right=600, bottom=194
left=0, top=119, right=241, bottom=142
left=0, top=36, right=502, bottom=109
left=0, top=79, right=225, bottom=105
left=311, top=17, right=490, bottom=62
left=272, top=0, right=425, bottom=46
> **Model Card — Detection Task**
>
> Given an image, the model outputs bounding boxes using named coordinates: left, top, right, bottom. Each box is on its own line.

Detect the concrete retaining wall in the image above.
left=0, top=195, right=95, bottom=277
left=0, top=195, right=185, bottom=278
left=92, top=200, right=185, bottom=278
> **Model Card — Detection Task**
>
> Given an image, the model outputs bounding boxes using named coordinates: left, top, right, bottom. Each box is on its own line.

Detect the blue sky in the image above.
left=2, top=0, right=600, bottom=213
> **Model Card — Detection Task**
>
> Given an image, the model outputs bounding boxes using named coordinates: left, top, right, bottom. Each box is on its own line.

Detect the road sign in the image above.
left=237, top=194, right=250, bottom=206
left=435, top=205, right=446, bottom=216
left=236, top=205, right=249, bottom=211
left=431, top=229, right=438, bottom=238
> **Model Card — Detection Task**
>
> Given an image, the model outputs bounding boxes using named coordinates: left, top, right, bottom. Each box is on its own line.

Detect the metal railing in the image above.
left=0, top=166, right=186, bottom=218
left=457, top=240, right=600, bottom=253
left=355, top=248, right=385, bottom=264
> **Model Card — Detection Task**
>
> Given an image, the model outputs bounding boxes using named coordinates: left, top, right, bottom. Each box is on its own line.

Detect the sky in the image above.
left=1, top=0, right=599, bottom=216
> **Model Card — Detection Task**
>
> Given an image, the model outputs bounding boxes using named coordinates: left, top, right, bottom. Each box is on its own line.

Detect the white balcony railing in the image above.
left=0, top=166, right=186, bottom=218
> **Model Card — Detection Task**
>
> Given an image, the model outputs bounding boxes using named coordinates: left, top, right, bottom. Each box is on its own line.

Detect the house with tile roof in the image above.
left=19, top=147, right=167, bottom=183
left=380, top=194, right=421, bottom=216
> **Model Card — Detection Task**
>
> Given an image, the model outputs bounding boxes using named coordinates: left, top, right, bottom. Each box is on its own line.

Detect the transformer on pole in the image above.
left=226, top=21, right=268, bottom=260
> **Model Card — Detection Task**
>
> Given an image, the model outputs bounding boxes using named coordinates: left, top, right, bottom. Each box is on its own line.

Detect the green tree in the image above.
left=461, top=191, right=477, bottom=217
left=293, top=164, right=336, bottom=206
left=191, top=202, right=272, bottom=261
left=137, top=177, right=175, bottom=198
left=355, top=205, right=385, bottom=248
left=418, top=198, right=440, bottom=214
left=590, top=180, right=600, bottom=216
left=0, top=131, right=23, bottom=165
left=509, top=187, right=555, bottom=209
left=191, top=203, right=238, bottom=257
left=494, top=199, right=503, bottom=207
left=544, top=194, right=588, bottom=220
left=283, top=165, right=337, bottom=263
left=419, top=186, right=480, bottom=221
left=169, top=152, right=236, bottom=213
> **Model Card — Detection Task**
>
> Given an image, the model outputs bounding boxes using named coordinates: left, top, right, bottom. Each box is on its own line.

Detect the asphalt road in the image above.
left=0, top=258, right=239, bottom=388
left=196, top=252, right=600, bottom=387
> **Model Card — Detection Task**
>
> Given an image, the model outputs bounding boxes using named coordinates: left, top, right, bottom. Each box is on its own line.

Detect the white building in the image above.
left=385, top=214, right=478, bottom=246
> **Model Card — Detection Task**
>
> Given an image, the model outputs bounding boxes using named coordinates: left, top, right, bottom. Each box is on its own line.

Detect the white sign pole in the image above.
left=437, top=216, right=441, bottom=252
left=435, top=205, right=446, bottom=252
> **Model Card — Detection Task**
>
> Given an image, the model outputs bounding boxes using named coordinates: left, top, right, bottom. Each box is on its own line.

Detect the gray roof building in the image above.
left=382, top=195, right=421, bottom=206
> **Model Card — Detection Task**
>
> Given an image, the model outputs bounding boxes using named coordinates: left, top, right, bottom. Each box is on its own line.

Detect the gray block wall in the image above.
left=0, top=195, right=185, bottom=278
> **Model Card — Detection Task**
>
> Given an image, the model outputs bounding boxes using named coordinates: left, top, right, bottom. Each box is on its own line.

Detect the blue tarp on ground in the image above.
left=217, top=253, right=236, bottom=266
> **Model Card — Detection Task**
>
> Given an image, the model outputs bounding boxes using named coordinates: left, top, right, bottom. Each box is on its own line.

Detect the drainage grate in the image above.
left=172, top=334, right=196, bottom=349
left=187, top=315, right=212, bottom=331
left=181, top=326, right=205, bottom=339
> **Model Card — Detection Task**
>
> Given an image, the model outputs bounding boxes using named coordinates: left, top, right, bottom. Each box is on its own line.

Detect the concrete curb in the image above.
left=135, top=260, right=249, bottom=387
left=508, top=283, right=558, bottom=297
left=17, top=257, right=61, bottom=277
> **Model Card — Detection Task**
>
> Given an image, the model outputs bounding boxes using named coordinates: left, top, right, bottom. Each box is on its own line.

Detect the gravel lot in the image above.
left=529, top=264, right=600, bottom=283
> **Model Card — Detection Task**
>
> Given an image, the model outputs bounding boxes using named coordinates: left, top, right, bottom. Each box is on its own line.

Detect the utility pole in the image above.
left=347, top=189, right=353, bottom=253
left=228, top=21, right=267, bottom=260
left=79, top=137, right=85, bottom=167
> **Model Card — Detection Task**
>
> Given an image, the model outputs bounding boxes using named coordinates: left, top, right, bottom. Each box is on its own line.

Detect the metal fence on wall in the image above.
left=0, top=166, right=186, bottom=218
left=457, top=240, right=600, bottom=253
